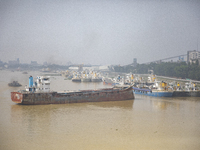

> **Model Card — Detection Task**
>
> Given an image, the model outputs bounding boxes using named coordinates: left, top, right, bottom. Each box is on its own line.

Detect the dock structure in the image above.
left=142, top=54, right=187, bottom=64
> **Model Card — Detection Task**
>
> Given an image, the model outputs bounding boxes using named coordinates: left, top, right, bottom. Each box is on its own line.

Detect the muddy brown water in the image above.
left=0, top=70, right=200, bottom=150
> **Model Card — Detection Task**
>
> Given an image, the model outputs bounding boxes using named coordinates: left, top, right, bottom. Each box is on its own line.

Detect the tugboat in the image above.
left=8, top=81, right=22, bottom=87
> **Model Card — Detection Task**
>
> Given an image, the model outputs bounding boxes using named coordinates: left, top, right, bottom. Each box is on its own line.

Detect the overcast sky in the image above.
left=0, top=0, right=200, bottom=65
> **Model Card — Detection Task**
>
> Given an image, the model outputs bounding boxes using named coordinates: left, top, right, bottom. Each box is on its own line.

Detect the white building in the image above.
left=187, top=50, right=200, bottom=64
left=68, top=67, right=79, bottom=70
left=99, top=65, right=110, bottom=71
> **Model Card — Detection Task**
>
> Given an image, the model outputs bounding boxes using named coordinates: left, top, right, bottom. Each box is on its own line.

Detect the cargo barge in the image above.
left=171, top=81, right=200, bottom=97
left=11, top=76, right=134, bottom=105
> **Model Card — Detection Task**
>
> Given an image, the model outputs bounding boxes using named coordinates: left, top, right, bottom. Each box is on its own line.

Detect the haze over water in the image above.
left=0, top=70, right=200, bottom=150
left=1, top=0, right=200, bottom=65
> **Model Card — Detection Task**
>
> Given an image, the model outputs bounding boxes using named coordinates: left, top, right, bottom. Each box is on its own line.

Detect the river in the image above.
left=0, top=70, right=200, bottom=150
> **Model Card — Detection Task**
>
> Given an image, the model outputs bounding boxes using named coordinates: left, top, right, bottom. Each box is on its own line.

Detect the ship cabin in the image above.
left=25, top=76, right=50, bottom=92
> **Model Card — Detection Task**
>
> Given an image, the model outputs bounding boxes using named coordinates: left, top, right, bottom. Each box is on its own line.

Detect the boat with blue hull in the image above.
left=133, top=87, right=173, bottom=97
left=132, top=80, right=173, bottom=97
left=132, top=72, right=200, bottom=97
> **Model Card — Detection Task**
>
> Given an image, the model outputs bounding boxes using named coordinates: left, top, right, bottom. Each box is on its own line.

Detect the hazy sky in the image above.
left=0, top=0, right=200, bottom=65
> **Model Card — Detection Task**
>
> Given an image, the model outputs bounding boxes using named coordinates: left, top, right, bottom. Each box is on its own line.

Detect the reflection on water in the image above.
left=1, top=70, right=200, bottom=150
left=150, top=97, right=200, bottom=112
left=10, top=100, right=134, bottom=137
left=10, top=100, right=134, bottom=125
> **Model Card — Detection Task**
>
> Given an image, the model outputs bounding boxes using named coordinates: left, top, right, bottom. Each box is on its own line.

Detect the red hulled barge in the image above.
left=11, top=76, right=134, bottom=105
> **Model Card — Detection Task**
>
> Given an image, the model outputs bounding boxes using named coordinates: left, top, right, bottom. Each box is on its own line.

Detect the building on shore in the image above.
left=133, top=58, right=137, bottom=67
left=187, top=50, right=200, bottom=64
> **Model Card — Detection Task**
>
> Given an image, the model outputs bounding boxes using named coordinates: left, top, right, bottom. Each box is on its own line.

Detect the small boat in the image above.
left=8, top=81, right=22, bottom=87
left=11, top=76, right=134, bottom=105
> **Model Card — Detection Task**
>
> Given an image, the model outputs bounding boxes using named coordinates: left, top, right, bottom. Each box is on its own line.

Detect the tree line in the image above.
left=113, top=61, right=200, bottom=81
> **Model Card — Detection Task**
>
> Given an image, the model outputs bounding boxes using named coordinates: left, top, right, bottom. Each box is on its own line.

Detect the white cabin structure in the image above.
left=26, top=76, right=50, bottom=92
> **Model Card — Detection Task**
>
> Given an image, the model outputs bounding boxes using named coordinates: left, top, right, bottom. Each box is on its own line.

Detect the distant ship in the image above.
left=103, top=75, right=124, bottom=86
left=8, top=81, right=22, bottom=87
left=81, top=73, right=91, bottom=82
left=91, top=78, right=102, bottom=82
left=72, top=77, right=81, bottom=82
left=81, top=77, right=91, bottom=82
left=91, top=73, right=102, bottom=82
left=102, top=77, right=115, bottom=85
left=71, top=74, right=81, bottom=82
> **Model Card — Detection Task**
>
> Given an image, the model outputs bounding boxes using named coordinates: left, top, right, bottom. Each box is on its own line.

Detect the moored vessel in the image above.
left=103, top=75, right=124, bottom=86
left=81, top=78, right=91, bottom=82
left=81, top=73, right=91, bottom=82
left=91, top=73, right=102, bottom=82
left=72, top=78, right=81, bottom=82
left=71, top=74, right=81, bottom=82
left=91, top=78, right=102, bottom=82
left=133, top=81, right=173, bottom=97
left=103, top=77, right=115, bottom=85
left=172, top=81, right=200, bottom=97
left=133, top=88, right=173, bottom=97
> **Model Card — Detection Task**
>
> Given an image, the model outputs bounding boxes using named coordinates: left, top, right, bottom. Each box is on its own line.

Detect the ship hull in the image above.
left=72, top=78, right=81, bottom=82
left=133, top=87, right=173, bottom=97
left=134, top=91, right=173, bottom=97
left=91, top=78, right=102, bottom=82
left=11, top=86, right=134, bottom=105
left=81, top=78, right=91, bottom=82
left=172, top=91, right=200, bottom=97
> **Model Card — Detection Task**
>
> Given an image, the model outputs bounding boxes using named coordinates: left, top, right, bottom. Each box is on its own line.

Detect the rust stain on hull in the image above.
left=11, top=86, right=134, bottom=105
